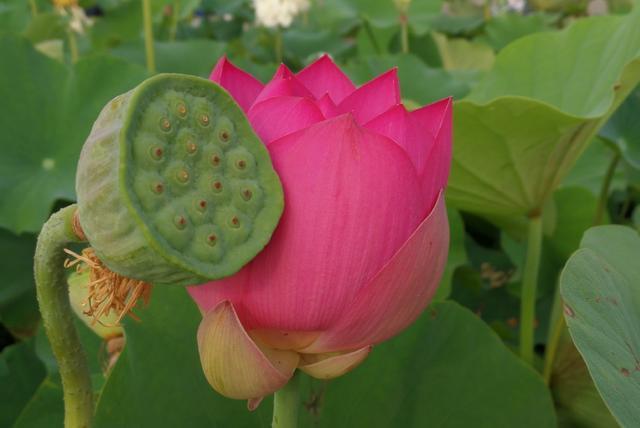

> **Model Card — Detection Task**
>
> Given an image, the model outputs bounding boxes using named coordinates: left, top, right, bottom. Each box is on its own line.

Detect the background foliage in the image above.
left=1, top=0, right=639, bottom=426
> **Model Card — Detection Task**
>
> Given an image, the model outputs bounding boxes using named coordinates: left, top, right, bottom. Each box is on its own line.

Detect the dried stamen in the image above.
left=64, top=247, right=152, bottom=326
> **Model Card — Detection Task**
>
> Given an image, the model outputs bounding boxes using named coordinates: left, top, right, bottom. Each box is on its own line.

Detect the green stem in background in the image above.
left=542, top=285, right=564, bottom=385
left=34, top=205, right=93, bottom=428
left=29, top=0, right=38, bottom=16
left=272, top=374, right=300, bottom=428
left=594, top=151, right=620, bottom=225
left=169, top=0, right=180, bottom=42
left=519, top=215, right=543, bottom=366
left=274, top=29, right=283, bottom=63
left=362, top=19, right=381, bottom=55
left=400, top=14, right=409, bottom=54
left=67, top=29, right=79, bottom=64
left=142, top=0, right=156, bottom=73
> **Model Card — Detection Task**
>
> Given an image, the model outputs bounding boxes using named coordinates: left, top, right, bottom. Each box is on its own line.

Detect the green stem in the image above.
left=68, top=29, right=79, bottom=64
left=400, top=14, right=409, bottom=54
left=169, top=0, right=180, bottom=42
left=519, top=215, right=543, bottom=366
left=594, top=151, right=620, bottom=225
left=35, top=205, right=93, bottom=428
left=542, top=285, right=563, bottom=385
left=272, top=374, right=299, bottom=428
left=29, top=0, right=38, bottom=16
left=274, top=29, right=283, bottom=63
left=142, top=0, right=156, bottom=73
left=362, top=19, right=381, bottom=55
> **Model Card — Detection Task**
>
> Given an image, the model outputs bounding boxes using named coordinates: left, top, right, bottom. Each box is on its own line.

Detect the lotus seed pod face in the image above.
left=76, top=74, right=284, bottom=286
left=189, top=56, right=451, bottom=402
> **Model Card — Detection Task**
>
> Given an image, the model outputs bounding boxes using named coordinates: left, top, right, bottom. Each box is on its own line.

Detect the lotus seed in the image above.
left=174, top=215, right=187, bottom=229
left=236, top=159, right=247, bottom=170
left=186, top=140, right=198, bottom=154
left=241, top=189, right=252, bottom=201
left=230, top=216, right=240, bottom=228
left=177, top=169, right=190, bottom=183
left=219, top=130, right=230, bottom=142
left=152, top=182, right=164, bottom=194
left=200, top=114, right=210, bottom=126
left=197, top=199, right=207, bottom=211
left=211, top=155, right=221, bottom=167
left=212, top=181, right=223, bottom=192
left=150, top=147, right=164, bottom=160
left=177, top=103, right=188, bottom=117
left=206, top=234, right=218, bottom=246
left=160, top=117, right=171, bottom=131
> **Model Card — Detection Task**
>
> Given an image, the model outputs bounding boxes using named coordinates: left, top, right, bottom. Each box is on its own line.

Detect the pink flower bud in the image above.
left=189, top=55, right=452, bottom=405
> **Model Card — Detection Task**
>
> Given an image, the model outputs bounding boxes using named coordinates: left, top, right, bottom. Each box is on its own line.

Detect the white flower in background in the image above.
left=68, top=6, right=93, bottom=35
left=506, top=0, right=526, bottom=12
left=253, top=0, right=311, bottom=28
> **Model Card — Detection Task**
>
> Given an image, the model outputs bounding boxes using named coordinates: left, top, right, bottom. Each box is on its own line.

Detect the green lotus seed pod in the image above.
left=68, top=271, right=123, bottom=339
left=76, top=74, right=284, bottom=286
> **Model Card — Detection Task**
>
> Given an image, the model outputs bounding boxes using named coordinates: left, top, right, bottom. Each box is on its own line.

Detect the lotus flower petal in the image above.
left=209, top=57, right=263, bottom=112
left=248, top=96, right=325, bottom=145
left=299, top=346, right=372, bottom=379
left=253, top=64, right=314, bottom=105
left=366, top=98, right=452, bottom=209
left=296, top=54, right=356, bottom=103
left=190, top=114, right=425, bottom=331
left=303, top=193, right=448, bottom=353
left=336, top=69, right=400, bottom=124
left=197, top=301, right=299, bottom=400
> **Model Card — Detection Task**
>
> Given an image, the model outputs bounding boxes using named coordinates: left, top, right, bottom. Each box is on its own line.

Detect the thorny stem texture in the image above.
left=35, top=204, right=93, bottom=428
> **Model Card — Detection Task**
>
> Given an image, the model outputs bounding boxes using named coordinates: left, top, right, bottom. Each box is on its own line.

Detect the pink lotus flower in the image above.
left=188, top=55, right=451, bottom=407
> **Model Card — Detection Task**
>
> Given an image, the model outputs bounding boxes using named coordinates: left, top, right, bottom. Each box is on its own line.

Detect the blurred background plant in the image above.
left=1, top=0, right=639, bottom=426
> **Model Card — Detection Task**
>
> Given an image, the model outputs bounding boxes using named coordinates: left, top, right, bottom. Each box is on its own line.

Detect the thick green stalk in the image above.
left=594, top=151, right=620, bottom=225
left=169, top=0, right=180, bottom=41
left=29, top=0, right=38, bottom=16
left=519, top=215, right=543, bottom=365
left=400, top=14, right=409, bottom=54
left=272, top=374, right=299, bottom=428
left=542, top=285, right=563, bottom=384
left=142, top=0, right=156, bottom=73
left=274, top=30, right=283, bottom=63
left=34, top=205, right=93, bottom=428
left=68, top=29, right=79, bottom=64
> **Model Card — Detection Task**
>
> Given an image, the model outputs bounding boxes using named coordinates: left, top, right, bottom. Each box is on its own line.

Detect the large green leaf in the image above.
left=0, top=340, right=46, bottom=427
left=560, top=225, right=640, bottom=426
left=448, top=10, right=640, bottom=221
left=601, top=85, right=640, bottom=169
left=0, top=35, right=147, bottom=233
left=0, top=229, right=39, bottom=339
left=344, top=54, right=479, bottom=105
left=301, top=301, right=556, bottom=427
left=434, top=206, right=467, bottom=300
left=94, top=286, right=270, bottom=427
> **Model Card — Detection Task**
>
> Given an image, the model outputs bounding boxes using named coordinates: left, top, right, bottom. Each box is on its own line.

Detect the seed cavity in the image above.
left=196, top=199, right=207, bottom=211
left=177, top=169, right=190, bottom=183
left=150, top=146, right=164, bottom=160
left=211, top=154, right=221, bottom=167
left=236, top=159, right=247, bottom=170
left=152, top=182, right=164, bottom=194
left=206, top=234, right=218, bottom=246
left=241, top=189, right=252, bottom=201
left=212, top=181, right=223, bottom=192
left=199, top=114, right=210, bottom=126
left=186, top=140, right=198, bottom=154
left=219, top=130, right=230, bottom=142
left=230, top=216, right=240, bottom=228
left=174, top=215, right=187, bottom=230
left=160, top=117, right=171, bottom=132
left=177, top=103, right=188, bottom=117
